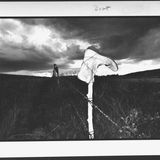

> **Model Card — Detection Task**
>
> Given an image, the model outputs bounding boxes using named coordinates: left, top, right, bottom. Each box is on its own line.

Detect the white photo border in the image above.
left=0, top=1, right=160, bottom=17
left=0, top=1, right=159, bottom=158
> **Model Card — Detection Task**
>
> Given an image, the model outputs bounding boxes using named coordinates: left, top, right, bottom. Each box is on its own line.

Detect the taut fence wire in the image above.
left=60, top=77, right=138, bottom=137
left=54, top=55, right=138, bottom=138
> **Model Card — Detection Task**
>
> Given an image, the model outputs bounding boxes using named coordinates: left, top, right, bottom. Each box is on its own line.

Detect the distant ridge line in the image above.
left=123, top=68, right=160, bottom=78
left=0, top=68, right=160, bottom=79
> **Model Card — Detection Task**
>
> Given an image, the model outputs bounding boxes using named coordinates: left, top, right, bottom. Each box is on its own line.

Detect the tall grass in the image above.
left=0, top=75, right=160, bottom=140
left=0, top=104, right=20, bottom=140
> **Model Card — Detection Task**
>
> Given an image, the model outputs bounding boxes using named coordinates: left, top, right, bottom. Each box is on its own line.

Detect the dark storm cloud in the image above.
left=0, top=18, right=87, bottom=72
left=0, top=48, right=54, bottom=72
left=1, top=17, right=160, bottom=74
left=58, top=17, right=160, bottom=60
left=130, top=27, right=160, bottom=61
left=0, top=57, right=49, bottom=72
left=20, top=17, right=160, bottom=61
left=19, top=18, right=81, bottom=39
left=65, top=44, right=84, bottom=60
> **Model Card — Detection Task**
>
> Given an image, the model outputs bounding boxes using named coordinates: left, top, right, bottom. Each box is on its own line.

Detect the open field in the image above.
left=0, top=71, right=160, bottom=140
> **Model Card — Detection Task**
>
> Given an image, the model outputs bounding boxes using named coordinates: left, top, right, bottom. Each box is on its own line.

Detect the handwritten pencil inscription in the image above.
left=94, top=5, right=111, bottom=12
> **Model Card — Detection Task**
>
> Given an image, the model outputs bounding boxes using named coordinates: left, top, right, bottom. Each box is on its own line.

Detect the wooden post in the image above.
left=77, top=47, right=118, bottom=139
left=87, top=82, right=94, bottom=139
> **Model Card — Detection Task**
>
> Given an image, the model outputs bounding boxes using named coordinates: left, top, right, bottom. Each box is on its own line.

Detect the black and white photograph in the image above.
left=1, top=16, right=160, bottom=141
left=0, top=1, right=160, bottom=143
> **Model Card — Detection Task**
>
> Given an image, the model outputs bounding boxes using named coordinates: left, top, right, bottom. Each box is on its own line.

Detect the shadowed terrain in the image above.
left=0, top=69, right=160, bottom=140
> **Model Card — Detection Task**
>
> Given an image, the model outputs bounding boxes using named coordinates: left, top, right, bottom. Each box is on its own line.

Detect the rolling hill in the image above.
left=0, top=69, right=160, bottom=140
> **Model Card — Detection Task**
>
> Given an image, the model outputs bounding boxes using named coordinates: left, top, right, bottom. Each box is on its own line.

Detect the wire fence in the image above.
left=60, top=77, right=138, bottom=138
left=48, top=51, right=138, bottom=138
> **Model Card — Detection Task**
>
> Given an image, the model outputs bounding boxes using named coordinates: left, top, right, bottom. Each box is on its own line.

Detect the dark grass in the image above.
left=0, top=72, right=160, bottom=140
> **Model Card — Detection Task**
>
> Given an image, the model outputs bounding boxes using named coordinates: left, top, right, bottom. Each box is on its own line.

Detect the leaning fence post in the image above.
left=78, top=46, right=118, bottom=139
left=87, top=81, right=94, bottom=139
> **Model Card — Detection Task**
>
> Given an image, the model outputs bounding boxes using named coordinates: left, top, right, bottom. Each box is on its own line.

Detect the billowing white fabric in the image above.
left=78, top=48, right=118, bottom=83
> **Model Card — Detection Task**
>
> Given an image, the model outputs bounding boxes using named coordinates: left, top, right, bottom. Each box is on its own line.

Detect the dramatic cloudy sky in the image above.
left=1, top=17, right=160, bottom=76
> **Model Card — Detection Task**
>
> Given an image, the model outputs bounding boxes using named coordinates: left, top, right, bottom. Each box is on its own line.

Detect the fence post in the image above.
left=87, top=82, right=94, bottom=139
